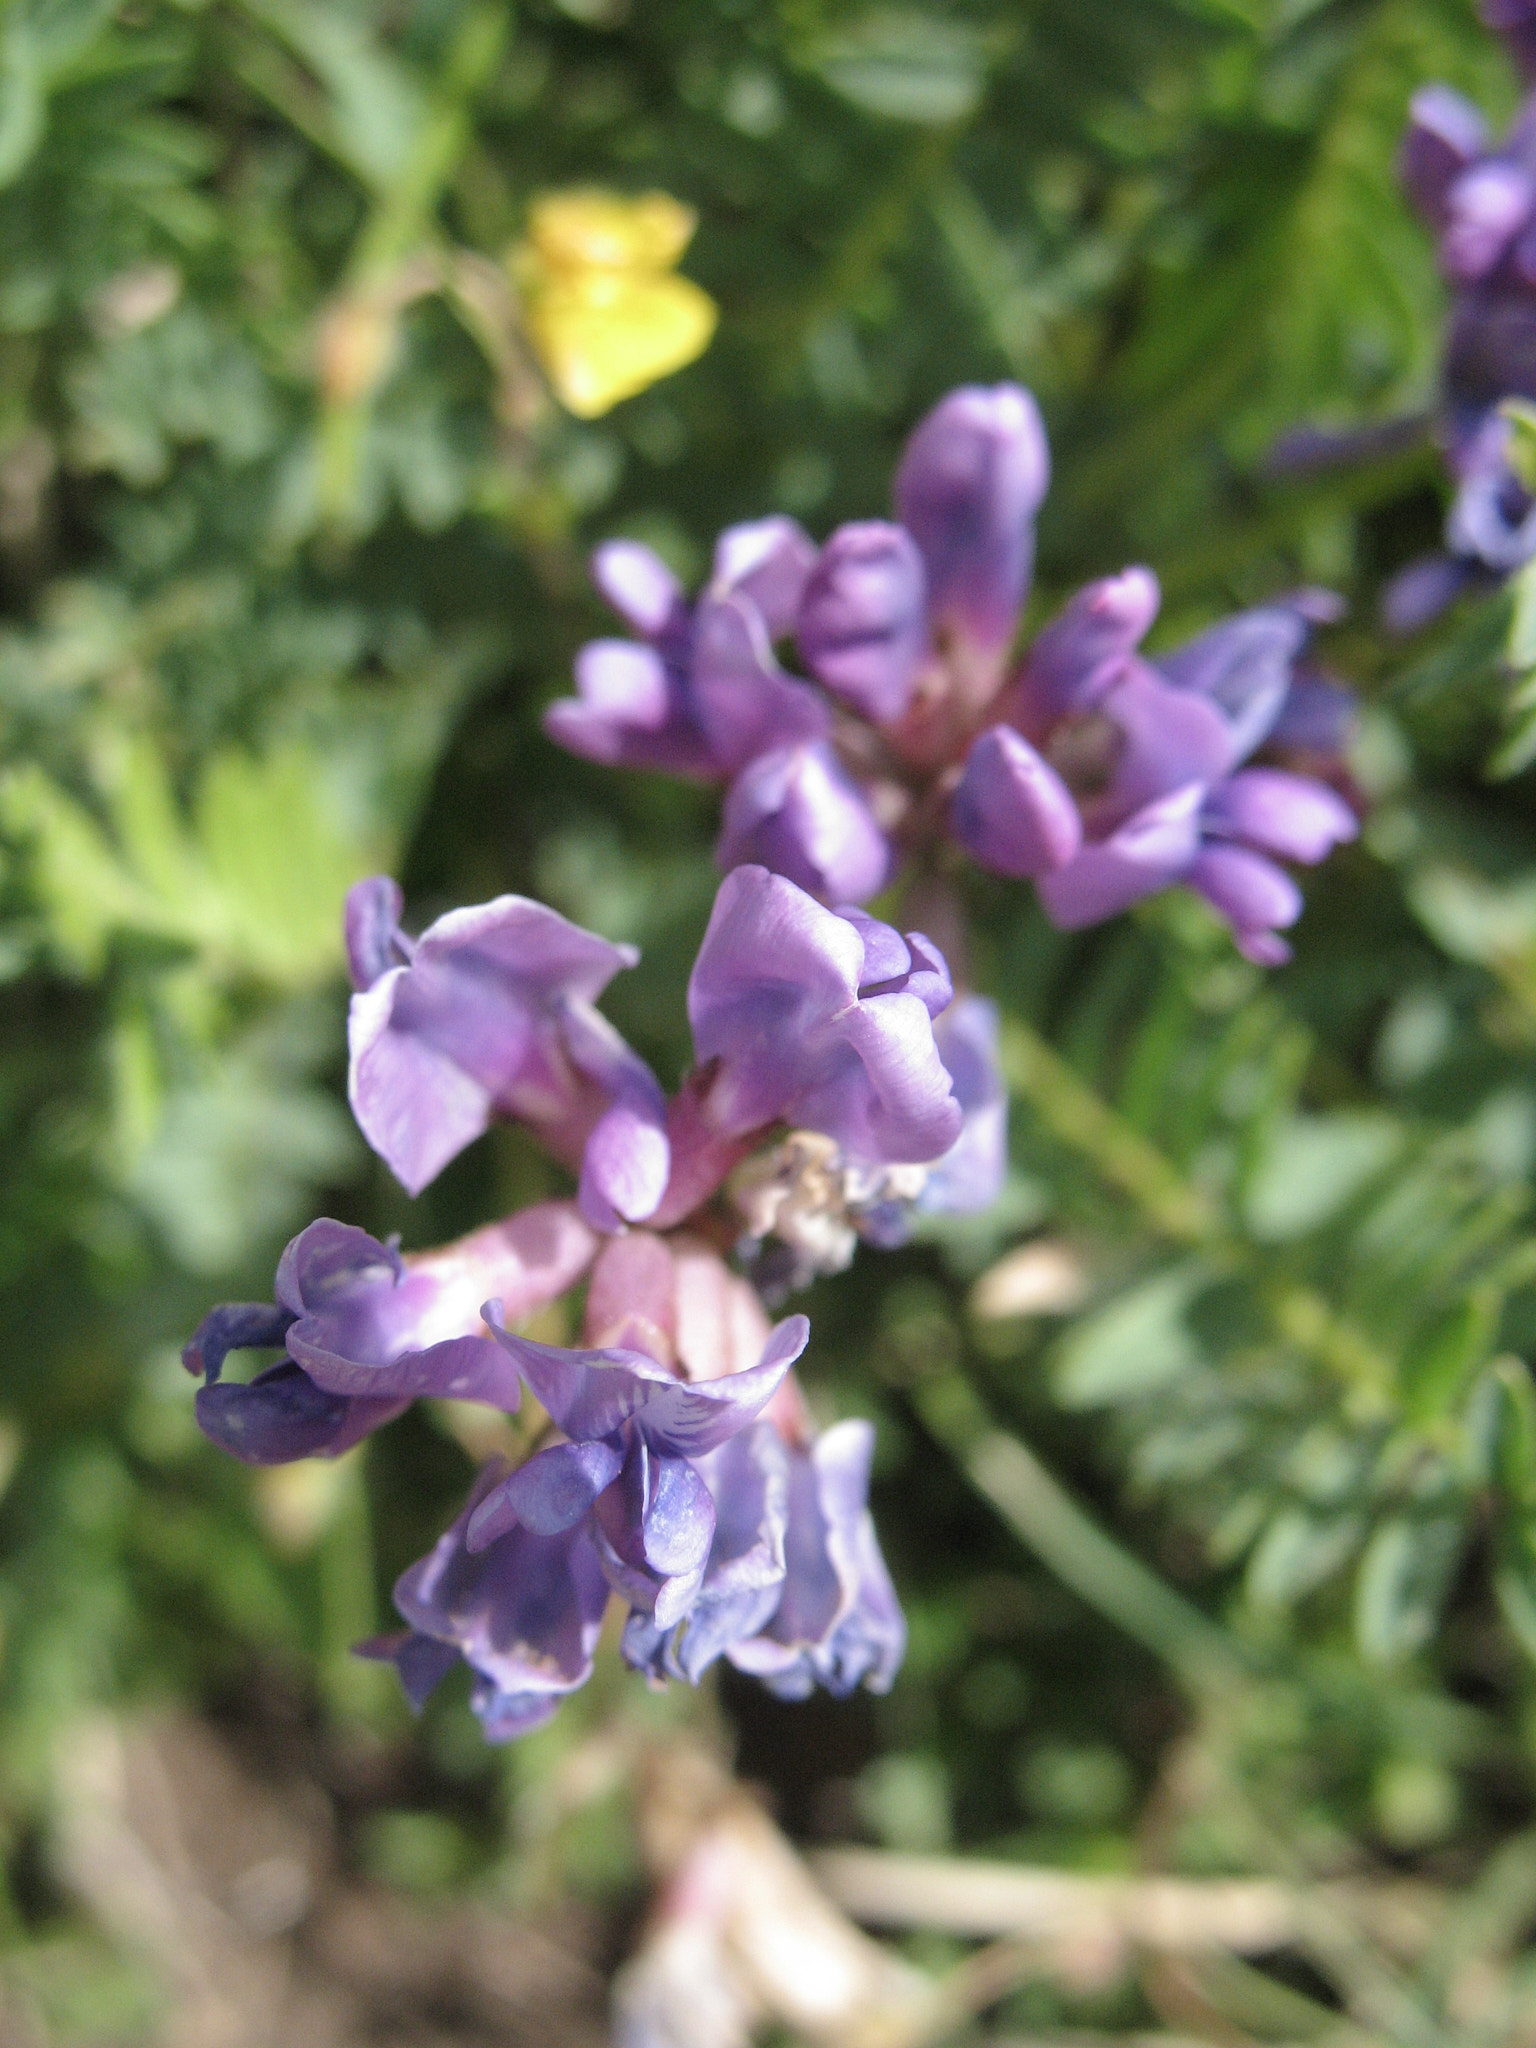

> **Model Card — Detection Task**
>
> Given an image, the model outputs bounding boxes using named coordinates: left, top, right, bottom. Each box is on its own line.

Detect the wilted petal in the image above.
left=1203, top=768, right=1358, bottom=864
left=894, top=384, right=1050, bottom=661
left=1401, top=85, right=1489, bottom=224
left=796, top=521, right=928, bottom=723
left=950, top=725, right=1082, bottom=878
left=716, top=743, right=890, bottom=906
left=1038, top=784, right=1206, bottom=929
left=712, top=517, right=818, bottom=636
left=727, top=1422, right=904, bottom=1700
left=482, top=1302, right=809, bottom=1457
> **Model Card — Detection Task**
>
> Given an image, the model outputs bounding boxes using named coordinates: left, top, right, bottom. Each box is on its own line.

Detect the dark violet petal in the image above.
left=950, top=725, right=1082, bottom=879
left=894, top=384, right=1050, bottom=659
left=689, top=593, right=829, bottom=774
left=1038, top=784, right=1205, bottom=929
left=1401, top=85, right=1488, bottom=224
left=181, top=1300, right=295, bottom=1383
left=467, top=1438, right=625, bottom=1549
left=716, top=744, right=890, bottom=907
left=354, top=1629, right=459, bottom=1711
left=482, top=1303, right=809, bottom=1457
left=471, top=1685, right=565, bottom=1741
left=1266, top=671, right=1356, bottom=754
left=591, top=539, right=685, bottom=638
left=1448, top=448, right=1536, bottom=571
left=195, top=1361, right=405, bottom=1466
left=796, top=521, right=928, bottom=723
left=1006, top=567, right=1160, bottom=731
left=1203, top=769, right=1358, bottom=865
left=1486, top=0, right=1536, bottom=79
left=711, top=516, right=818, bottom=637
left=1186, top=843, right=1303, bottom=959
left=345, top=876, right=405, bottom=991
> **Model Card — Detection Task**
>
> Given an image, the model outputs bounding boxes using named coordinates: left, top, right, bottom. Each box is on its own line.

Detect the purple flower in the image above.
left=546, top=522, right=827, bottom=781
left=919, top=996, right=1008, bottom=1220
left=795, top=521, right=928, bottom=724
left=359, top=1460, right=610, bottom=1740
left=184, top=1205, right=597, bottom=1465
left=715, top=742, right=890, bottom=906
left=471, top=1302, right=808, bottom=1628
left=725, top=1421, right=905, bottom=1701
left=1485, top=0, right=1536, bottom=81
left=684, top=866, right=963, bottom=1169
left=345, top=877, right=668, bottom=1226
left=962, top=578, right=1356, bottom=962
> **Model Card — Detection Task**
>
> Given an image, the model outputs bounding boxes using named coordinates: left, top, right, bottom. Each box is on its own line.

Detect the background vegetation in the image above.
left=6, top=0, right=1536, bottom=2039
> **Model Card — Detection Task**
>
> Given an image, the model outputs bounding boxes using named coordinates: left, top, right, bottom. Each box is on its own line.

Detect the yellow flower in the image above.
left=516, top=189, right=718, bottom=419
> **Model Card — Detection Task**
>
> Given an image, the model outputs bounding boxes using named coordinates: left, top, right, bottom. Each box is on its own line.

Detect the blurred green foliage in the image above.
left=10, top=0, right=1536, bottom=2037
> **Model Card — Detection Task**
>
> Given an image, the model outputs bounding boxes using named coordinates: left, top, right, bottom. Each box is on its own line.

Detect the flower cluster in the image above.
left=185, top=862, right=1000, bottom=1739
left=548, top=385, right=1359, bottom=966
left=1386, top=4, right=1536, bottom=625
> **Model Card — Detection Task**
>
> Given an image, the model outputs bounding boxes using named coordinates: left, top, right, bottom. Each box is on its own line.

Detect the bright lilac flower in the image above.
left=795, top=521, right=928, bottom=723
left=345, top=877, right=668, bottom=1227
left=715, top=742, right=890, bottom=906
left=949, top=724, right=1082, bottom=879
left=184, top=1205, right=597, bottom=1465
left=546, top=522, right=826, bottom=781
left=683, top=867, right=963, bottom=1172
left=359, top=1460, right=610, bottom=1740
left=725, top=1421, right=905, bottom=1701
left=472, top=1302, right=808, bottom=1629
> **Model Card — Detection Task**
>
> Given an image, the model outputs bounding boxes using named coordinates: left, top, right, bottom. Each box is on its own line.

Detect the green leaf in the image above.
left=804, top=12, right=995, bottom=125
left=1243, top=1111, right=1403, bottom=1242
left=1399, top=1296, right=1497, bottom=1426
left=1053, top=1262, right=1208, bottom=1409
left=1246, top=1507, right=1365, bottom=1611
left=1356, top=1515, right=1464, bottom=1665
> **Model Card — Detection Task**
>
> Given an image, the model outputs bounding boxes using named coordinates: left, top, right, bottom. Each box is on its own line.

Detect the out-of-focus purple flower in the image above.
left=1401, top=85, right=1490, bottom=226
left=345, top=878, right=668, bottom=1226
left=359, top=1460, right=610, bottom=1739
left=682, top=867, right=963, bottom=1177
left=472, top=1300, right=808, bottom=1628
left=920, top=996, right=1008, bottom=1220
left=715, top=743, right=890, bottom=906
left=726, top=1420, right=905, bottom=1701
left=893, top=384, right=1049, bottom=678
left=546, top=523, right=827, bottom=781
left=795, top=521, right=928, bottom=724
left=184, top=1205, right=597, bottom=1465
left=973, top=580, right=1355, bottom=962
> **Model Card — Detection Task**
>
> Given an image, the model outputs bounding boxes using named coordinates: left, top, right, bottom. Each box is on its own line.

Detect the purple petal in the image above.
left=920, top=996, right=1008, bottom=1218
left=1400, top=85, right=1489, bottom=225
left=195, top=1361, right=406, bottom=1465
left=1203, top=769, right=1358, bottom=865
left=893, top=383, right=1050, bottom=660
left=1186, top=843, right=1302, bottom=960
left=809, top=994, right=965, bottom=1163
left=1443, top=161, right=1535, bottom=281
left=482, top=1303, right=809, bottom=1457
left=950, top=725, right=1082, bottom=878
left=182, top=1300, right=295, bottom=1383
left=354, top=1629, right=461, bottom=1711
left=467, top=1439, right=625, bottom=1549
left=711, top=517, right=818, bottom=636
left=1485, top=0, right=1536, bottom=79
left=591, top=539, right=685, bottom=639
left=795, top=521, right=928, bottom=723
left=716, top=743, right=890, bottom=906
left=1154, top=607, right=1307, bottom=765
left=689, top=593, right=829, bottom=774
left=1086, top=664, right=1240, bottom=831
left=1038, top=783, right=1205, bottom=929
left=1381, top=553, right=1476, bottom=634
left=1006, top=568, right=1160, bottom=731
left=1266, top=671, right=1357, bottom=754
left=579, top=1102, right=672, bottom=1231
left=345, top=876, right=406, bottom=991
